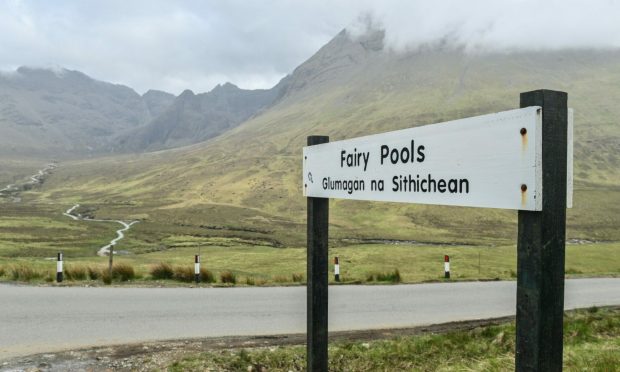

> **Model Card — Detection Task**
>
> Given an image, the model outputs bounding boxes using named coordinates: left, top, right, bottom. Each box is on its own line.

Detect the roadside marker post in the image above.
left=304, top=90, right=571, bottom=371
left=444, top=255, right=450, bottom=279
left=195, top=255, right=201, bottom=283
left=334, top=256, right=340, bottom=282
left=56, top=252, right=63, bottom=283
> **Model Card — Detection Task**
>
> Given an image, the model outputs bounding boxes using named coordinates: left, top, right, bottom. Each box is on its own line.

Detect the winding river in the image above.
left=0, top=163, right=56, bottom=197
left=63, top=204, right=139, bottom=256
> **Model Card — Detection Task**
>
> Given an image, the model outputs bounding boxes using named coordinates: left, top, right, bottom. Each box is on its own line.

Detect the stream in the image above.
left=63, top=204, right=139, bottom=256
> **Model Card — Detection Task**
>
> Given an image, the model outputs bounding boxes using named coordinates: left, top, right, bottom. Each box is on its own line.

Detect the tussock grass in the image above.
left=167, top=308, right=620, bottom=371
left=87, top=266, right=101, bottom=280
left=367, top=269, right=401, bottom=283
left=220, top=270, right=236, bottom=284
left=245, top=276, right=256, bottom=286
left=292, top=273, right=304, bottom=283
left=272, top=275, right=289, bottom=283
left=151, top=263, right=215, bottom=283
left=10, top=265, right=44, bottom=282
left=102, top=270, right=112, bottom=285
left=112, top=263, right=135, bottom=282
left=0, top=266, right=5, bottom=277
left=150, top=262, right=174, bottom=280
left=199, top=267, right=215, bottom=283
left=64, top=265, right=87, bottom=281
left=173, top=266, right=195, bottom=282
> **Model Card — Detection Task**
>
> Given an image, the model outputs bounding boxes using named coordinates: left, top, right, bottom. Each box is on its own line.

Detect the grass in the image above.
left=150, top=262, right=174, bottom=280
left=220, top=270, right=237, bottom=284
left=199, top=267, right=216, bottom=283
left=9, top=264, right=46, bottom=282
left=167, top=307, right=620, bottom=371
left=0, top=241, right=618, bottom=286
left=367, top=269, right=401, bottom=283
left=112, top=263, right=135, bottom=281
left=64, top=265, right=87, bottom=281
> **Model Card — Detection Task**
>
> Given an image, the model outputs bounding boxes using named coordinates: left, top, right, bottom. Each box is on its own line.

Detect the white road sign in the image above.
left=303, top=107, right=573, bottom=211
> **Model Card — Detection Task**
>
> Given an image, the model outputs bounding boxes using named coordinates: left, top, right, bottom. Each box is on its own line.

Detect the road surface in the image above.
left=1, top=278, right=618, bottom=359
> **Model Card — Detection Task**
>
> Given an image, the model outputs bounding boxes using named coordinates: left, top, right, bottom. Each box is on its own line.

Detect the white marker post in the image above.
left=56, top=252, right=63, bottom=283
left=194, top=255, right=200, bottom=283
left=334, top=256, right=340, bottom=282
left=444, top=255, right=450, bottom=279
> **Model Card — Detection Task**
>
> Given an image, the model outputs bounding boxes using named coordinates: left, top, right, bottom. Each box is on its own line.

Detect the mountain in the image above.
left=116, top=82, right=279, bottom=152
left=36, top=29, right=620, bottom=247
left=0, top=67, right=279, bottom=157
left=142, top=89, right=176, bottom=118
left=0, top=67, right=152, bottom=157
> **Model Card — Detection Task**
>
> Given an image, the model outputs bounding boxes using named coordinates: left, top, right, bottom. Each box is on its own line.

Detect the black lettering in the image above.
left=448, top=179, right=457, bottom=193
left=428, top=174, right=436, bottom=192
left=390, top=149, right=399, bottom=164
left=340, top=151, right=346, bottom=168
left=460, top=179, right=470, bottom=193
left=438, top=179, right=446, bottom=193
left=417, top=145, right=425, bottom=162
left=400, top=147, right=410, bottom=163
left=380, top=145, right=389, bottom=165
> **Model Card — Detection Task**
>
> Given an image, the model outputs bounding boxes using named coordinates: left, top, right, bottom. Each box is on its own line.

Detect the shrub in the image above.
left=102, top=270, right=112, bottom=285
left=173, top=266, right=194, bottom=282
left=367, top=269, right=401, bottom=283
left=10, top=265, right=43, bottom=282
left=151, top=262, right=175, bottom=280
left=65, top=265, right=87, bottom=281
left=200, top=268, right=215, bottom=283
left=273, top=275, right=289, bottom=283
left=112, top=263, right=135, bottom=281
left=220, top=270, right=236, bottom=284
left=87, top=266, right=101, bottom=280
left=292, top=273, right=304, bottom=283
left=376, top=269, right=401, bottom=283
left=45, top=272, right=54, bottom=283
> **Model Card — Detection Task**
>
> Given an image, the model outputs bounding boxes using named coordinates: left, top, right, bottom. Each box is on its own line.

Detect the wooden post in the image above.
left=307, top=135, right=329, bottom=372
left=108, top=243, right=114, bottom=282
left=516, top=90, right=568, bottom=371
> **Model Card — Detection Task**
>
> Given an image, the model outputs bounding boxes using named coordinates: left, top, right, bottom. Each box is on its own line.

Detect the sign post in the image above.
left=516, top=90, right=568, bottom=371
left=306, top=135, right=329, bottom=372
left=304, top=90, right=571, bottom=371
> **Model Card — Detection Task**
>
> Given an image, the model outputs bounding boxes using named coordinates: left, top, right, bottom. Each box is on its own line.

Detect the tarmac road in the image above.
left=1, top=278, right=619, bottom=360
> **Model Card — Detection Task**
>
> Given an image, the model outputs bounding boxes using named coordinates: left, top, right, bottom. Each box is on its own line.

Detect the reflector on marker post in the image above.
left=194, top=255, right=200, bottom=283
left=56, top=252, right=63, bottom=283
left=334, top=256, right=340, bottom=282
left=444, top=255, right=450, bottom=279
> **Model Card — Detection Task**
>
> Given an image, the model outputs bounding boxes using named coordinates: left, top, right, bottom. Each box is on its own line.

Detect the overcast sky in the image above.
left=2, top=0, right=619, bottom=95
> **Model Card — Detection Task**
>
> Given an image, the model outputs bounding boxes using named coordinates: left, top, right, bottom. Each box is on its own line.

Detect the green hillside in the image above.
left=12, top=30, right=620, bottom=253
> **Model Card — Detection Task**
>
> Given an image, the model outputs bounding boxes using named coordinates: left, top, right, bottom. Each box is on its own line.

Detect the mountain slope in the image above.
left=0, top=67, right=152, bottom=157
left=37, top=29, right=620, bottom=246
left=142, top=89, right=176, bottom=118
left=116, top=83, right=279, bottom=152
left=0, top=67, right=279, bottom=157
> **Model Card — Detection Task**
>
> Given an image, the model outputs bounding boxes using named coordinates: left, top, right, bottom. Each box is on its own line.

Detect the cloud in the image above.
left=0, top=0, right=618, bottom=94
left=349, top=0, right=620, bottom=52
